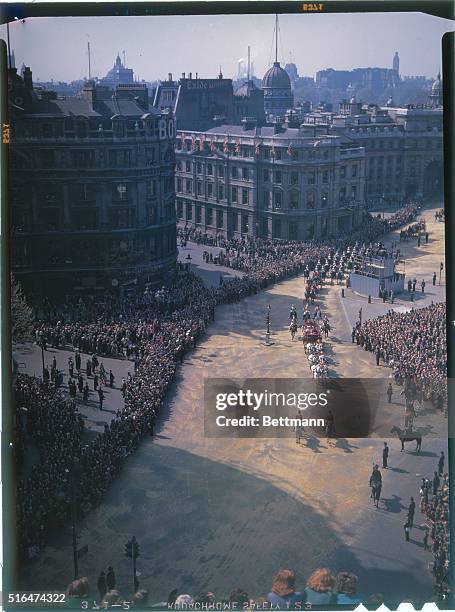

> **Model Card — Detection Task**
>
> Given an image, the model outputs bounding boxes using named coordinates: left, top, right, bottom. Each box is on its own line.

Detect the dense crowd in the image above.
left=66, top=567, right=376, bottom=609
left=355, top=303, right=447, bottom=405
left=16, top=201, right=442, bottom=562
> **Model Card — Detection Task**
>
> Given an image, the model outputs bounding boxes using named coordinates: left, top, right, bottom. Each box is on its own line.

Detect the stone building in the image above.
left=8, top=67, right=177, bottom=294
left=175, top=121, right=365, bottom=241
left=300, top=96, right=443, bottom=206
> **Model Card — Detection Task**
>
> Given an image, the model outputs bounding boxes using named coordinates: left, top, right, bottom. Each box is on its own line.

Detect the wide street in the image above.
left=19, top=204, right=447, bottom=605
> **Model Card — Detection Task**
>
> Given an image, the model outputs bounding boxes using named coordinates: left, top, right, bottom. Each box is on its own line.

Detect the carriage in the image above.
left=302, top=320, right=322, bottom=342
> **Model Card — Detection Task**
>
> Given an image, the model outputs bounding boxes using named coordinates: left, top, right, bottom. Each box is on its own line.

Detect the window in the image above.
left=216, top=210, right=223, bottom=228
left=339, top=187, right=346, bottom=202
left=185, top=161, right=191, bottom=172
left=185, top=179, right=192, bottom=193
left=196, top=206, right=202, bottom=224
left=109, top=207, right=135, bottom=229
left=289, top=223, right=297, bottom=240
left=307, top=172, right=315, bottom=185
left=263, top=169, right=270, bottom=182
left=274, top=191, right=282, bottom=209
left=218, top=185, right=224, bottom=200
left=231, top=166, right=238, bottom=179
left=71, top=150, right=95, bottom=168
left=307, top=192, right=315, bottom=209
left=197, top=181, right=202, bottom=196
left=109, top=149, right=131, bottom=168
left=352, top=165, right=358, bottom=178
left=275, top=149, right=282, bottom=160
left=176, top=161, right=183, bottom=171
left=275, top=171, right=282, bottom=184
left=218, top=166, right=224, bottom=178
left=263, top=190, right=271, bottom=208
left=232, top=212, right=238, bottom=231
left=207, top=163, right=213, bottom=175
left=186, top=202, right=193, bottom=220
left=340, top=166, right=346, bottom=179
left=40, top=150, right=55, bottom=168
left=242, top=214, right=249, bottom=234
left=177, top=200, right=184, bottom=218
left=289, top=191, right=299, bottom=209
left=207, top=182, right=213, bottom=197
left=290, top=172, right=299, bottom=185
left=351, top=185, right=357, bottom=199
left=177, top=178, right=183, bottom=193
left=242, top=188, right=248, bottom=205
left=322, top=171, right=329, bottom=184
left=321, top=192, right=328, bottom=208
left=207, top=207, right=213, bottom=225
left=231, top=187, right=238, bottom=203
left=113, top=183, right=130, bottom=202
left=197, top=162, right=202, bottom=174
left=242, top=167, right=248, bottom=180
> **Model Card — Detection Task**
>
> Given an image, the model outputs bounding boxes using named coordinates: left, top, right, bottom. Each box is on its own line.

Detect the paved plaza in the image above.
left=19, top=204, right=447, bottom=604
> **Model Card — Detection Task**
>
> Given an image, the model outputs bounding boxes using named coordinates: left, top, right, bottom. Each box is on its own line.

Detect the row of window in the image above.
left=176, top=179, right=250, bottom=204
left=176, top=140, right=331, bottom=161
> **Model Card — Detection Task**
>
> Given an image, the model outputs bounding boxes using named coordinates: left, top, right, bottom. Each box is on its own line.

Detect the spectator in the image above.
left=267, top=569, right=303, bottom=609
left=304, top=568, right=336, bottom=605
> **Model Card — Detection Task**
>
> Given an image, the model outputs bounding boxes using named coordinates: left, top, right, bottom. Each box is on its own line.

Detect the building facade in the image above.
left=8, top=68, right=177, bottom=294
left=300, top=98, right=443, bottom=207
left=175, top=123, right=365, bottom=241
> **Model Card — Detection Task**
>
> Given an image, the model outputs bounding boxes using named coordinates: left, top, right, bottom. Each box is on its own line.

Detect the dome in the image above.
left=262, top=62, right=291, bottom=89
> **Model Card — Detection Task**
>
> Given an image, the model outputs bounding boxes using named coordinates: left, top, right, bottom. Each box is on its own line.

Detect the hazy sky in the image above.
left=1, top=12, right=453, bottom=83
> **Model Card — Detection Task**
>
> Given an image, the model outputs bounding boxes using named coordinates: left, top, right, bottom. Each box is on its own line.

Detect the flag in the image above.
left=255, top=140, right=261, bottom=156
left=223, top=136, right=229, bottom=154
left=210, top=139, right=217, bottom=153
left=180, top=132, right=185, bottom=147
left=199, top=136, right=205, bottom=151
left=235, top=139, right=241, bottom=155
left=271, top=142, right=276, bottom=158
left=191, top=135, right=196, bottom=151
left=287, top=142, right=293, bottom=157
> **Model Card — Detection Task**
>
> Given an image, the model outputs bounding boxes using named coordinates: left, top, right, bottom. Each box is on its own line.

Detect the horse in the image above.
left=289, top=321, right=298, bottom=341
left=370, top=480, right=382, bottom=508
left=391, top=425, right=422, bottom=452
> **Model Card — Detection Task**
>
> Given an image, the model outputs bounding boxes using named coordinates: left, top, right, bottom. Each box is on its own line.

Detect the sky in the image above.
left=1, top=11, right=453, bottom=83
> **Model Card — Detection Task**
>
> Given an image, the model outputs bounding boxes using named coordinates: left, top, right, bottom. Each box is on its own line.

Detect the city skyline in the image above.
left=1, top=11, right=453, bottom=83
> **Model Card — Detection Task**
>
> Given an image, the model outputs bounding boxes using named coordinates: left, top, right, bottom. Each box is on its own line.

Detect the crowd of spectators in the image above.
left=66, top=567, right=369, bottom=609
left=354, top=303, right=447, bottom=405
left=16, top=201, right=440, bottom=563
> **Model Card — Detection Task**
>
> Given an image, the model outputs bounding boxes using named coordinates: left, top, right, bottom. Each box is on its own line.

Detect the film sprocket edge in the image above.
left=0, top=1, right=454, bottom=610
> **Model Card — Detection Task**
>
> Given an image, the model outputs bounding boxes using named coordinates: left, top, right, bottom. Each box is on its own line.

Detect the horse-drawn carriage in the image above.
left=302, top=320, right=322, bottom=343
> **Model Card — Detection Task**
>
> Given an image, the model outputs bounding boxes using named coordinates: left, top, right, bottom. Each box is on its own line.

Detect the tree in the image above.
left=11, top=274, right=34, bottom=344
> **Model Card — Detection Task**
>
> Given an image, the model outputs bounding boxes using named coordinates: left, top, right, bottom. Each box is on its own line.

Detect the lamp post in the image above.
left=265, top=305, right=271, bottom=345
left=186, top=253, right=192, bottom=273
left=439, top=261, right=444, bottom=286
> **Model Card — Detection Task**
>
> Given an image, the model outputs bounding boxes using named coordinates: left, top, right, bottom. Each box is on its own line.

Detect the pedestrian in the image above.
left=438, top=451, right=444, bottom=476
left=98, top=387, right=104, bottom=410
left=83, top=383, right=89, bottom=404
left=97, top=572, right=107, bottom=600
left=425, top=232, right=429, bottom=244
left=417, top=235, right=421, bottom=247
left=433, top=272, right=437, bottom=286
left=93, top=374, right=99, bottom=391
left=52, top=356, right=57, bottom=370
left=382, top=442, right=389, bottom=469
left=407, top=279, right=412, bottom=293
left=386, top=383, right=393, bottom=404
left=432, top=471, right=440, bottom=496
left=375, top=347, right=381, bottom=366
left=421, top=279, right=425, bottom=294
left=408, top=497, right=415, bottom=528
left=412, top=279, right=417, bottom=292
left=404, top=520, right=410, bottom=542
left=109, top=369, right=115, bottom=389
left=106, top=566, right=116, bottom=591
left=75, top=350, right=81, bottom=371
left=351, top=327, right=356, bottom=344
left=86, top=360, right=92, bottom=377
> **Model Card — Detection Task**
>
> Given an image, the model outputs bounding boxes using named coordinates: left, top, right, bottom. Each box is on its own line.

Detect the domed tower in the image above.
left=428, top=72, right=442, bottom=108
left=261, top=15, right=294, bottom=119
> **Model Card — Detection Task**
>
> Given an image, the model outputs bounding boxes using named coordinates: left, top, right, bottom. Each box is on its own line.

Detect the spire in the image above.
left=275, top=14, right=278, bottom=64
left=247, top=45, right=251, bottom=82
